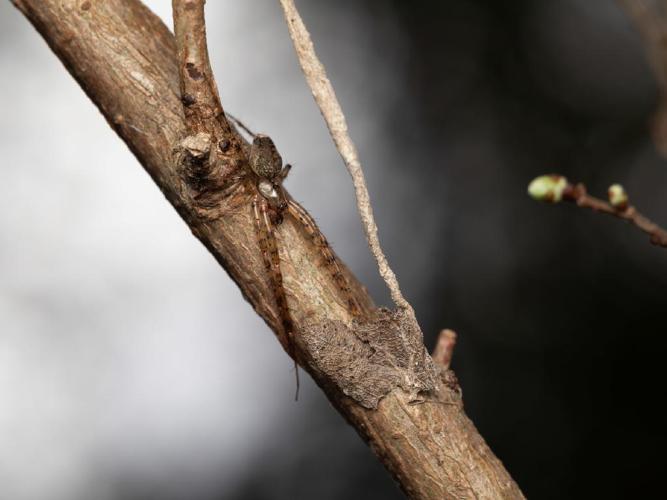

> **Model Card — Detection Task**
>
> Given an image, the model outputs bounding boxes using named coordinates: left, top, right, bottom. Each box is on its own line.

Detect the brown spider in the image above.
left=226, top=115, right=362, bottom=392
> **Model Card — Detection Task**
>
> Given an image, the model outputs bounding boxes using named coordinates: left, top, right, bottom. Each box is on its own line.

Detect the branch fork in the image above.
left=172, top=0, right=247, bottom=215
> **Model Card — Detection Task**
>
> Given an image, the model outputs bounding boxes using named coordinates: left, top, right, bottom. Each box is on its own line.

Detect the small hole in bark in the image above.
left=186, top=63, right=203, bottom=80
left=181, top=93, right=196, bottom=106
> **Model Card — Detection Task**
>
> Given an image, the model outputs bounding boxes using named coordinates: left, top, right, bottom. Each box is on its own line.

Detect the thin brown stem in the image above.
left=564, top=183, right=667, bottom=247
left=432, top=329, right=458, bottom=371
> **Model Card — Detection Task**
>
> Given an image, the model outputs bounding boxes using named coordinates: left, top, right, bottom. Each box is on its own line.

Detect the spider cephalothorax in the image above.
left=249, top=134, right=282, bottom=179
left=249, top=134, right=291, bottom=217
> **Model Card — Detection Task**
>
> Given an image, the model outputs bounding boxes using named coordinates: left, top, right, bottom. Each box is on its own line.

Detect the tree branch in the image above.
left=528, top=175, right=667, bottom=248
left=172, top=0, right=227, bottom=134
left=10, top=0, right=524, bottom=498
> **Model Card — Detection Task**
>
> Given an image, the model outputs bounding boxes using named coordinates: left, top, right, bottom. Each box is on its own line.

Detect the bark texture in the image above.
left=10, top=0, right=524, bottom=498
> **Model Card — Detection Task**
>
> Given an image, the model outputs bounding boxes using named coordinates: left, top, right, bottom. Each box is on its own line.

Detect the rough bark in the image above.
left=10, top=0, right=524, bottom=498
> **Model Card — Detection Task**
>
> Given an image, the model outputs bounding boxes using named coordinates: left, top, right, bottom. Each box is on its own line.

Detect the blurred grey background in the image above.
left=1, top=1, right=666, bottom=499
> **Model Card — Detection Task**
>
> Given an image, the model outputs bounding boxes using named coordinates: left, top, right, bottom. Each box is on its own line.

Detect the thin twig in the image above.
left=566, top=183, right=667, bottom=247
left=432, top=329, right=457, bottom=371
left=278, top=0, right=412, bottom=312
left=528, top=175, right=667, bottom=248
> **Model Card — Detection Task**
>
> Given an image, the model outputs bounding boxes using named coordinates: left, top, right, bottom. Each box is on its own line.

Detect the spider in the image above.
left=224, top=114, right=362, bottom=391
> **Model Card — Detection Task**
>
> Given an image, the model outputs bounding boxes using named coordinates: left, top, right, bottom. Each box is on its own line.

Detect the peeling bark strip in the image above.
left=10, top=0, right=524, bottom=498
left=279, top=0, right=411, bottom=312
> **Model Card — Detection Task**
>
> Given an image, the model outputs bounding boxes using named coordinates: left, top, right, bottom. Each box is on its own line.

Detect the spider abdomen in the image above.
left=249, top=134, right=283, bottom=179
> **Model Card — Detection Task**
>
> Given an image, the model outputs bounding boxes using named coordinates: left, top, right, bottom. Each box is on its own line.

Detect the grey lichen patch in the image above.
left=301, top=308, right=438, bottom=409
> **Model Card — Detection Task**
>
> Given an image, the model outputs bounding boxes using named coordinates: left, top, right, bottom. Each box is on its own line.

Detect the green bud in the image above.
left=608, top=184, right=628, bottom=210
left=527, top=175, right=569, bottom=203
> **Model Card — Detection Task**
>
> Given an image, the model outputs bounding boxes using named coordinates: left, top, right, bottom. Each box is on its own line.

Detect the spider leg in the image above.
left=216, top=175, right=245, bottom=201
left=287, top=198, right=362, bottom=316
left=252, top=194, right=300, bottom=397
left=221, top=173, right=245, bottom=192
left=278, top=163, right=292, bottom=182
left=225, top=112, right=256, bottom=138
left=194, top=176, right=246, bottom=213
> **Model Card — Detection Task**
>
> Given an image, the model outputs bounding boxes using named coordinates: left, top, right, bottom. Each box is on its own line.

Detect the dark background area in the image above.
left=2, top=1, right=666, bottom=499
